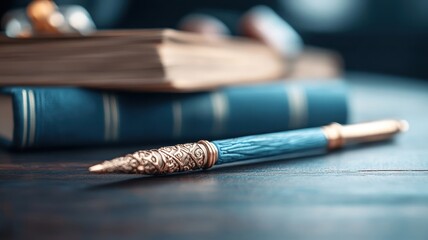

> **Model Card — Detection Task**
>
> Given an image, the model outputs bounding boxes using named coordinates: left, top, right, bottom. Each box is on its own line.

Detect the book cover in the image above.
left=0, top=80, right=348, bottom=149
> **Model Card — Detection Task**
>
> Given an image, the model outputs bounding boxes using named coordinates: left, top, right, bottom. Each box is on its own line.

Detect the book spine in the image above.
left=3, top=81, right=347, bottom=149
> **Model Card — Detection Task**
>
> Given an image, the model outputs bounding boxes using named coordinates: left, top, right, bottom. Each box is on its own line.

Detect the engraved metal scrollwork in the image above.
left=98, top=140, right=218, bottom=175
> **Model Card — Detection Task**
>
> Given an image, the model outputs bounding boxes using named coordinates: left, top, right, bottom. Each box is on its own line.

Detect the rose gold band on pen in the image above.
left=197, top=140, right=218, bottom=169
left=322, top=123, right=344, bottom=150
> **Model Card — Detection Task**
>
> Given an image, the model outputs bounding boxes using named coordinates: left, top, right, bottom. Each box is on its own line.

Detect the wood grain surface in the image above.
left=1, top=73, right=428, bottom=240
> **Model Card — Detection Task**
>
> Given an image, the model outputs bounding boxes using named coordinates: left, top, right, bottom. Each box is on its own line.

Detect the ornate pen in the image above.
left=89, top=119, right=408, bottom=175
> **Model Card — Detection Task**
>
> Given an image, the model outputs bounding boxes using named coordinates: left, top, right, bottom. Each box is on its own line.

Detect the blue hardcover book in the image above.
left=0, top=81, right=347, bottom=149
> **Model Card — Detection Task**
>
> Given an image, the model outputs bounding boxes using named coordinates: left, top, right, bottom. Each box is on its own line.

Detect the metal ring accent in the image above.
left=322, top=123, right=344, bottom=150
left=198, top=140, right=218, bottom=169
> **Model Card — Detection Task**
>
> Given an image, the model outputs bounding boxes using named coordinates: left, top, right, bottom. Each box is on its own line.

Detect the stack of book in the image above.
left=0, top=29, right=347, bottom=149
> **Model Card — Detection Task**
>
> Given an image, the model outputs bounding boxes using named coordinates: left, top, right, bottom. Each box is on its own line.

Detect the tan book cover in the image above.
left=0, top=29, right=341, bottom=92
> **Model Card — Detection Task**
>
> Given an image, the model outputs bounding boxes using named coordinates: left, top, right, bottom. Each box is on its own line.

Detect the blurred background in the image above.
left=2, top=0, right=428, bottom=79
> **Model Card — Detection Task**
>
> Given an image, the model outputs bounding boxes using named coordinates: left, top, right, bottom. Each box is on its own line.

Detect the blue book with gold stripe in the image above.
left=0, top=81, right=347, bottom=149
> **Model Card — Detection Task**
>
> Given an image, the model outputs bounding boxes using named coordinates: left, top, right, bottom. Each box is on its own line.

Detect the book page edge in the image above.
left=0, top=94, right=14, bottom=142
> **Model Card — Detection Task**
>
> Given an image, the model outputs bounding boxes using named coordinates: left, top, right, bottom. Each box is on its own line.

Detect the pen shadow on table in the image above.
left=87, top=141, right=394, bottom=191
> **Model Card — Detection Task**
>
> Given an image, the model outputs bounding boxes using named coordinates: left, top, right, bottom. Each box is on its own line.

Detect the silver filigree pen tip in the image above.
left=88, top=141, right=218, bottom=175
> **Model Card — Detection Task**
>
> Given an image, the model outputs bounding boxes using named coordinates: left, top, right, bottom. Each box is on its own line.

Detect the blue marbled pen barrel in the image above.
left=213, top=128, right=327, bottom=165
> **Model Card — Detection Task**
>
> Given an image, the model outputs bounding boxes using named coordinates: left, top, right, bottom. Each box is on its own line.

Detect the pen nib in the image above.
left=88, top=156, right=130, bottom=174
left=89, top=164, right=105, bottom=173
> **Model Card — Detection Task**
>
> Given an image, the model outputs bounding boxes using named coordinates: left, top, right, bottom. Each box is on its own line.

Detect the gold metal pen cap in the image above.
left=323, top=119, right=409, bottom=150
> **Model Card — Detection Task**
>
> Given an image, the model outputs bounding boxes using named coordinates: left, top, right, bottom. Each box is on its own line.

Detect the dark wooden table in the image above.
left=1, top=73, right=428, bottom=240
